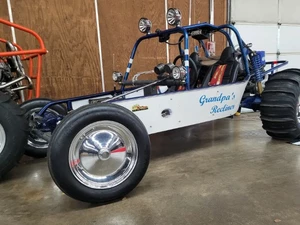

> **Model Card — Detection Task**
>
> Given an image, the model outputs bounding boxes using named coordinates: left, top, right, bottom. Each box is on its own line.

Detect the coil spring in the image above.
left=250, top=53, right=263, bottom=82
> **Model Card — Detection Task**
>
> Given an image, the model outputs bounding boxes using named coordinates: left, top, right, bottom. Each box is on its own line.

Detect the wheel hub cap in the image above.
left=69, top=121, right=138, bottom=189
left=98, top=148, right=111, bottom=160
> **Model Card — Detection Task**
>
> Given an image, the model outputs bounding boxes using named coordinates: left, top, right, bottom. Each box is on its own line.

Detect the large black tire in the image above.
left=48, top=103, right=150, bottom=203
left=0, top=92, right=28, bottom=178
left=260, top=69, right=300, bottom=140
left=20, top=98, right=67, bottom=158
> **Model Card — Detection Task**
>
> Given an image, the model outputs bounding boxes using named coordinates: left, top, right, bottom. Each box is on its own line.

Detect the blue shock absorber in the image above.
left=250, top=51, right=265, bottom=82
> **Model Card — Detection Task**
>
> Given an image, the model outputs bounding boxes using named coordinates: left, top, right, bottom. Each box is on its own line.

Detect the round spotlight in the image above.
left=164, top=63, right=176, bottom=74
left=171, top=66, right=186, bottom=80
left=154, top=63, right=166, bottom=75
left=138, top=18, right=152, bottom=34
left=166, top=8, right=182, bottom=26
left=112, top=71, right=123, bottom=82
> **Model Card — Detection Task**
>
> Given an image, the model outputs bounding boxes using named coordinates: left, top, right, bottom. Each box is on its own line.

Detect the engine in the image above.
left=0, top=61, right=12, bottom=83
left=0, top=60, right=21, bottom=100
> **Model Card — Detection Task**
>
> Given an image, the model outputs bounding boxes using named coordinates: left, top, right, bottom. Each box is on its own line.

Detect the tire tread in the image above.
left=0, top=92, right=28, bottom=178
left=260, top=70, right=300, bottom=140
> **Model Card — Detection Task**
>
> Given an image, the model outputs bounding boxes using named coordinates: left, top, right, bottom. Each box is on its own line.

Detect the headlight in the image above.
left=154, top=63, right=166, bottom=75
left=164, top=63, right=175, bottom=74
left=112, top=71, right=123, bottom=82
left=171, top=66, right=186, bottom=80
left=138, top=18, right=152, bottom=34
left=166, top=8, right=182, bottom=27
left=171, top=67, right=181, bottom=79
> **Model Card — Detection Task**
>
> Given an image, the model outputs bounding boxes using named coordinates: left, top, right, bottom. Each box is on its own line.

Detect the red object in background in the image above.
left=205, top=41, right=216, bottom=57
left=0, top=18, right=47, bottom=100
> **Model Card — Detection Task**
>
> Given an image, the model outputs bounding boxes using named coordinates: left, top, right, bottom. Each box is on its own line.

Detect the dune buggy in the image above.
left=0, top=18, right=50, bottom=177
left=29, top=8, right=300, bottom=203
left=0, top=18, right=68, bottom=160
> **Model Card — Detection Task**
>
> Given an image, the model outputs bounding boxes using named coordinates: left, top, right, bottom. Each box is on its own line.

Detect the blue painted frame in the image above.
left=122, top=23, right=248, bottom=91
left=37, top=22, right=288, bottom=116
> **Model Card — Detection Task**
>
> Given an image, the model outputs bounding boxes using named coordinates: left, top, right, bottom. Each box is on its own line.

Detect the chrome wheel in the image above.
left=27, top=107, right=59, bottom=149
left=0, top=124, right=6, bottom=154
left=69, top=120, right=138, bottom=189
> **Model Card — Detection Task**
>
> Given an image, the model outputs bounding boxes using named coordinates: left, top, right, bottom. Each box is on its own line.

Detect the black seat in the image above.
left=190, top=52, right=201, bottom=71
left=189, top=52, right=205, bottom=88
left=200, top=46, right=239, bottom=87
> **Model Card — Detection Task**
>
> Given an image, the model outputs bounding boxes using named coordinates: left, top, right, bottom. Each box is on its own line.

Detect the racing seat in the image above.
left=190, top=52, right=201, bottom=73
left=189, top=52, right=202, bottom=88
left=200, top=46, right=239, bottom=87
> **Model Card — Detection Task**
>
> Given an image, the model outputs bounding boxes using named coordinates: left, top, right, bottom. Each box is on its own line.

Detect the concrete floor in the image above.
left=1, top=112, right=300, bottom=225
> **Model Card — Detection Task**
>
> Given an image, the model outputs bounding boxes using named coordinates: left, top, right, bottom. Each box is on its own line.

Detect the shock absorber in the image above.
left=250, top=51, right=265, bottom=94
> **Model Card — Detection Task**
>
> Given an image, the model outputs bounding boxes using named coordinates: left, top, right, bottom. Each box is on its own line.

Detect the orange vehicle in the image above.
left=0, top=18, right=47, bottom=178
left=0, top=18, right=47, bottom=102
left=1, top=19, right=68, bottom=160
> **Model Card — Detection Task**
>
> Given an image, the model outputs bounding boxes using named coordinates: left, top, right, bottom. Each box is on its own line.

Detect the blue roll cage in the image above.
left=37, top=22, right=287, bottom=116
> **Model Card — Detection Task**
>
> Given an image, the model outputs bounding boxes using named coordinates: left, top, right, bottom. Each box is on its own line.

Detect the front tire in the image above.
left=0, top=92, right=28, bottom=178
left=260, top=69, right=300, bottom=140
left=48, top=103, right=150, bottom=203
left=20, top=98, right=67, bottom=158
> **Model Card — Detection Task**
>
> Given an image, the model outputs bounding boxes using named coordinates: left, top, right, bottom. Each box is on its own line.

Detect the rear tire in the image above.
left=48, top=103, right=150, bottom=203
left=260, top=69, right=300, bottom=140
left=0, top=92, right=27, bottom=178
left=20, top=98, right=67, bottom=158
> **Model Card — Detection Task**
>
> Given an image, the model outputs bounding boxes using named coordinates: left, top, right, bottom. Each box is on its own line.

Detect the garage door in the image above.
left=230, top=0, right=300, bottom=69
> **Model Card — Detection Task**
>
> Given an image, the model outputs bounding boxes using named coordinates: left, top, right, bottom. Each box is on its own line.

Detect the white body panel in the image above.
left=71, top=81, right=248, bottom=135
left=113, top=81, right=248, bottom=134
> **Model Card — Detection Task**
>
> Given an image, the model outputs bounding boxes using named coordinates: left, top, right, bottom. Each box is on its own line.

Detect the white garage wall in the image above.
left=278, top=0, right=300, bottom=67
left=232, top=24, right=278, bottom=54
left=279, top=0, right=300, bottom=24
left=230, top=0, right=300, bottom=70
left=231, top=0, right=279, bottom=23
